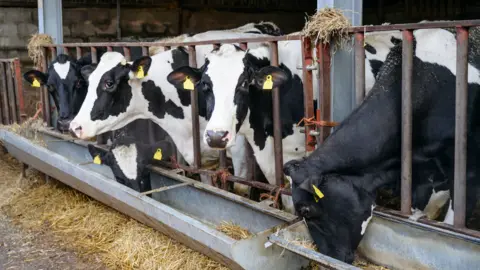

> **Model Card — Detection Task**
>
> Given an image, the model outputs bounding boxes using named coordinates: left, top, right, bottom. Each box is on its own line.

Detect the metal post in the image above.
left=38, top=0, right=63, bottom=54
left=142, top=46, right=148, bottom=56
left=14, top=59, right=26, bottom=123
left=301, top=37, right=316, bottom=152
left=269, top=41, right=284, bottom=187
left=355, top=32, right=366, bottom=105
left=76, top=47, right=82, bottom=60
left=189, top=45, right=201, bottom=169
left=123, top=47, right=131, bottom=61
left=401, top=30, right=413, bottom=215
left=317, top=43, right=332, bottom=144
left=41, top=47, right=51, bottom=126
left=453, top=26, right=469, bottom=228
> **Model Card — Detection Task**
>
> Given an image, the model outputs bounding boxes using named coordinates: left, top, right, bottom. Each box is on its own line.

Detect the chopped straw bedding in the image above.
left=0, top=151, right=228, bottom=270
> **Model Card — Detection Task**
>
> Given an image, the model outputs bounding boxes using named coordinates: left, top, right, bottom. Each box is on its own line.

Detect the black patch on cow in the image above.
left=90, top=64, right=133, bottom=121
left=141, top=80, right=184, bottom=119
left=253, top=23, right=283, bottom=36
left=390, top=36, right=402, bottom=45
left=233, top=53, right=305, bottom=150
left=364, top=43, right=377, bottom=55
left=369, top=59, right=383, bottom=79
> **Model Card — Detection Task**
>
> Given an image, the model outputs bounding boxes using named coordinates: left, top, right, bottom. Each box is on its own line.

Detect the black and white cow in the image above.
left=283, top=28, right=480, bottom=263
left=87, top=134, right=174, bottom=194
left=23, top=53, right=99, bottom=131
left=167, top=41, right=305, bottom=213
left=69, top=24, right=282, bottom=198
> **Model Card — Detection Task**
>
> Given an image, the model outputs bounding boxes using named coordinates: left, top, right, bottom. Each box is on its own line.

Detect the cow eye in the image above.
left=105, top=80, right=114, bottom=89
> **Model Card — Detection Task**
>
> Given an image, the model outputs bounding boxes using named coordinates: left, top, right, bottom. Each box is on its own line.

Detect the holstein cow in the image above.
left=87, top=133, right=174, bottom=194
left=167, top=42, right=305, bottom=214
left=283, top=28, right=480, bottom=263
left=69, top=24, right=282, bottom=198
left=23, top=53, right=100, bottom=132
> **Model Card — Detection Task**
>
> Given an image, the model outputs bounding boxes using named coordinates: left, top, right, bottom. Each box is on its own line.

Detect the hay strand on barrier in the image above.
left=216, top=221, right=252, bottom=240
left=302, top=7, right=352, bottom=52
left=27, top=33, right=54, bottom=69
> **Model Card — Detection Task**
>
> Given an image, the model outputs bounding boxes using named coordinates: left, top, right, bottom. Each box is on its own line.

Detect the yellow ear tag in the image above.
left=263, top=75, right=273, bottom=90
left=153, top=149, right=163, bottom=160
left=136, top=66, right=145, bottom=79
left=183, top=76, right=194, bottom=90
left=93, top=155, right=102, bottom=165
left=32, top=78, right=41, bottom=88
left=312, top=184, right=324, bottom=202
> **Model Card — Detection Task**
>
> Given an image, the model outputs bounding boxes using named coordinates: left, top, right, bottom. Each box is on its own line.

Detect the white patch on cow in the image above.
left=423, top=189, right=450, bottom=220
left=361, top=204, right=376, bottom=235
left=414, top=28, right=480, bottom=85
left=443, top=199, right=454, bottom=225
left=112, top=144, right=138, bottom=180
left=53, top=61, right=71, bottom=80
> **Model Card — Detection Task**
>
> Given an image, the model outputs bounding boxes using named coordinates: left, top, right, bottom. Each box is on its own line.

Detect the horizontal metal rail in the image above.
left=347, top=19, right=480, bottom=33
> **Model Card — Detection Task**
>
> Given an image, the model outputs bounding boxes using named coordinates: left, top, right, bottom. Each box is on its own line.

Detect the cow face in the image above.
left=23, top=54, right=89, bottom=132
left=284, top=160, right=380, bottom=264
left=168, top=44, right=288, bottom=149
left=69, top=52, right=152, bottom=139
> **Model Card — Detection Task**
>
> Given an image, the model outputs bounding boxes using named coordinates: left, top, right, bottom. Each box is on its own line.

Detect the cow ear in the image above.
left=23, top=70, right=47, bottom=88
left=299, top=177, right=325, bottom=202
left=87, top=144, right=107, bottom=165
left=80, top=64, right=97, bottom=81
left=254, top=66, right=288, bottom=90
left=167, top=66, right=202, bottom=91
left=130, top=56, right=152, bottom=79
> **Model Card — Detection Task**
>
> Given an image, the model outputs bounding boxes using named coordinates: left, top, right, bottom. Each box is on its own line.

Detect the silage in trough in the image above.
left=0, top=152, right=228, bottom=270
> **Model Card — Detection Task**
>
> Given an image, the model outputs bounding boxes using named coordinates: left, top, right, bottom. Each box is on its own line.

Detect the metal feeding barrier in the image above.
left=1, top=19, right=478, bottom=269
left=0, top=58, right=26, bottom=124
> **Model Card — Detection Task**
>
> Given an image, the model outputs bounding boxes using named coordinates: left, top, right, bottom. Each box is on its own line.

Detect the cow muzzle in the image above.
left=69, top=121, right=83, bottom=138
left=205, top=130, right=230, bottom=149
left=57, top=118, right=72, bottom=133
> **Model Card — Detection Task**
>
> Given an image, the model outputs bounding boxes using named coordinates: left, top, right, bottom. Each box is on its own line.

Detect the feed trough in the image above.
left=1, top=127, right=479, bottom=270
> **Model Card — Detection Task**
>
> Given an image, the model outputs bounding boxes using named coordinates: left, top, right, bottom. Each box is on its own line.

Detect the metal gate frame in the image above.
left=0, top=58, right=26, bottom=125
left=37, top=19, right=480, bottom=241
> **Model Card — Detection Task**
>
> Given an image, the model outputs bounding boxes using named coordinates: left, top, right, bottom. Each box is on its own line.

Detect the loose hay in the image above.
left=302, top=8, right=352, bottom=52
left=0, top=153, right=229, bottom=270
left=216, top=221, right=252, bottom=240
left=0, top=117, right=47, bottom=146
left=27, top=33, right=54, bottom=68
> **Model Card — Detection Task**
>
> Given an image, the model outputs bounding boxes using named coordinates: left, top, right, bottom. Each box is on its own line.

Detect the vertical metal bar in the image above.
left=44, top=47, right=52, bottom=126
left=317, top=43, right=332, bottom=144
left=239, top=42, right=248, bottom=50
left=50, top=47, right=57, bottom=60
left=189, top=45, right=201, bottom=169
left=91, top=47, right=98, bottom=64
left=63, top=46, right=69, bottom=56
left=269, top=41, right=283, bottom=187
left=41, top=47, right=49, bottom=125
left=401, top=30, right=414, bottom=216
left=0, top=64, right=3, bottom=124
left=454, top=26, right=469, bottom=228
left=142, top=46, right=148, bottom=56
left=107, top=46, right=113, bottom=52
left=0, top=62, right=9, bottom=124
left=14, top=58, right=25, bottom=123
left=116, top=0, right=121, bottom=40
left=6, top=62, right=18, bottom=123
left=76, top=47, right=82, bottom=60
left=123, top=47, right=131, bottom=61
left=301, top=37, right=315, bottom=152
left=355, top=32, right=366, bottom=105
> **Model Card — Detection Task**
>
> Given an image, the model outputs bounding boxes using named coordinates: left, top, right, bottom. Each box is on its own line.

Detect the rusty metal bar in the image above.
left=13, top=59, right=26, bottom=122
left=41, top=47, right=49, bottom=125
left=5, top=62, right=18, bottom=123
left=317, top=43, right=332, bottom=144
left=63, top=46, right=69, bottom=56
left=142, top=46, right=148, bottom=56
left=453, top=26, right=469, bottom=228
left=50, top=47, right=57, bottom=60
left=188, top=45, right=201, bottom=169
left=355, top=33, right=366, bottom=105
left=347, top=19, right=480, bottom=33
left=401, top=30, right=414, bottom=216
left=300, top=37, right=315, bottom=152
left=107, top=46, right=113, bottom=52
left=0, top=62, right=9, bottom=124
left=76, top=47, right=82, bottom=60
left=42, top=35, right=302, bottom=49
left=123, top=47, right=131, bottom=61
left=269, top=41, right=284, bottom=187
left=90, top=47, right=98, bottom=64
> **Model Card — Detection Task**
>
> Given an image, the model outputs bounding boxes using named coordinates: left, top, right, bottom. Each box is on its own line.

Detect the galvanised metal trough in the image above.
left=1, top=128, right=479, bottom=270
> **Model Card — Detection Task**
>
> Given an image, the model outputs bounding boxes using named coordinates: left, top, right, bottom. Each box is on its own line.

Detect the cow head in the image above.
left=69, top=52, right=154, bottom=139
left=167, top=44, right=288, bottom=149
left=284, top=159, right=382, bottom=263
left=23, top=54, right=90, bottom=132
